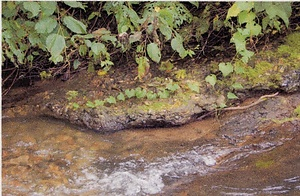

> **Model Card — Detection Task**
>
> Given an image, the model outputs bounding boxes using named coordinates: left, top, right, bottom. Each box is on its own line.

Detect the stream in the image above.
left=2, top=94, right=300, bottom=195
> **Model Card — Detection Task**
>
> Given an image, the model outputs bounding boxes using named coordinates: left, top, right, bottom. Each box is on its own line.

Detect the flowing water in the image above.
left=2, top=108, right=300, bottom=196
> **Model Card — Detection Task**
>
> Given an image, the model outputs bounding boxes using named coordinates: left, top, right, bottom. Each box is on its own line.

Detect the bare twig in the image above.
left=197, top=92, right=279, bottom=120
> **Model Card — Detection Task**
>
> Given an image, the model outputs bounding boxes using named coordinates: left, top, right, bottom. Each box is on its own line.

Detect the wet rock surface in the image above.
left=2, top=92, right=299, bottom=195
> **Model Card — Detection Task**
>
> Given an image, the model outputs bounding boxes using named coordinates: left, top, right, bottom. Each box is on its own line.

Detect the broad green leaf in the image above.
left=94, top=100, right=105, bottom=107
left=166, top=83, right=180, bottom=92
left=240, top=49, right=254, bottom=63
left=232, top=82, right=244, bottom=90
left=46, top=34, right=65, bottom=57
left=246, top=22, right=262, bottom=36
left=219, top=62, right=233, bottom=77
left=147, top=43, right=161, bottom=63
left=159, top=8, right=174, bottom=27
left=171, top=35, right=187, bottom=58
left=125, top=89, right=135, bottom=98
left=158, top=22, right=172, bottom=40
left=79, top=45, right=87, bottom=56
left=106, top=96, right=117, bottom=104
left=146, top=91, right=157, bottom=100
left=63, top=16, right=87, bottom=34
left=101, top=34, right=117, bottom=46
left=238, top=11, right=255, bottom=25
left=187, top=82, right=200, bottom=93
left=86, top=101, right=95, bottom=108
left=205, top=74, right=217, bottom=87
left=227, top=92, right=238, bottom=99
left=91, top=42, right=106, bottom=56
left=117, top=93, right=125, bottom=101
left=264, top=2, right=291, bottom=27
left=40, top=1, right=57, bottom=16
left=230, top=31, right=246, bottom=52
left=226, top=3, right=240, bottom=19
left=135, top=87, right=147, bottom=99
left=73, top=59, right=80, bottom=70
left=49, top=54, right=63, bottom=64
left=72, top=103, right=80, bottom=109
left=236, top=2, right=254, bottom=11
left=158, top=89, right=169, bottom=99
left=64, top=1, right=85, bottom=11
left=35, top=17, right=57, bottom=34
left=23, top=2, right=40, bottom=18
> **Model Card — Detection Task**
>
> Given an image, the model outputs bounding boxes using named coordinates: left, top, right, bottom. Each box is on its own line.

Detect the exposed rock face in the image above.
left=2, top=33, right=300, bottom=132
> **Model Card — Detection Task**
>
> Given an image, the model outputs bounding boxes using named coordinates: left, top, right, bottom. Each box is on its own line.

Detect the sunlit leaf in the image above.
left=117, top=92, right=125, bottom=101
left=40, top=1, right=57, bottom=16
left=23, top=2, right=40, bottom=18
left=135, top=87, right=147, bottom=99
left=35, top=17, right=57, bottom=34
left=64, top=1, right=85, bottom=11
left=86, top=101, right=95, bottom=108
left=94, top=99, right=105, bottom=107
left=106, top=96, right=117, bottom=104
left=147, top=43, right=161, bottom=63
left=232, top=82, right=244, bottom=90
left=63, top=16, right=87, bottom=34
left=158, top=89, right=169, bottom=99
left=187, top=82, right=200, bottom=93
left=171, top=34, right=187, bottom=58
left=46, top=34, right=65, bottom=57
left=166, top=83, right=180, bottom=92
left=91, top=42, right=106, bottom=56
left=125, top=89, right=135, bottom=98
left=227, top=92, right=239, bottom=99
left=73, top=59, right=80, bottom=70
left=219, top=62, right=234, bottom=77
left=205, top=74, right=217, bottom=87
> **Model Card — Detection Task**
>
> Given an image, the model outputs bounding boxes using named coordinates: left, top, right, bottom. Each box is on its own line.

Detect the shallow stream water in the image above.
left=2, top=105, right=300, bottom=196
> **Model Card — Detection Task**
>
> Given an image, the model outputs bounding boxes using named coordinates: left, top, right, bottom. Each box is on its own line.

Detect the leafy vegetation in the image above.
left=2, top=1, right=298, bottom=97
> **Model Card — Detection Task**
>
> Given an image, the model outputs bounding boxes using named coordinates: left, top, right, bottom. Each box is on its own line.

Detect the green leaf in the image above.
left=23, top=2, right=40, bottom=18
left=73, top=59, right=81, bottom=70
left=94, top=99, right=105, bottom=107
left=91, top=42, right=106, bottom=56
left=219, top=62, right=234, bottom=77
left=230, top=31, right=246, bottom=52
left=64, top=1, right=85, bottom=11
left=232, top=82, right=244, bottom=90
left=171, top=34, right=187, bottom=58
left=187, top=82, right=200, bottom=93
left=49, top=54, right=63, bottom=64
left=147, top=43, right=161, bottom=63
left=117, top=92, right=125, bottom=101
left=226, top=3, right=240, bottom=19
left=135, top=87, right=147, bottom=99
left=106, top=96, right=117, bottom=104
left=158, top=89, right=169, bottom=99
left=40, top=1, right=57, bottom=16
left=125, top=89, right=136, bottom=98
left=35, top=17, right=57, bottom=34
left=86, top=101, right=95, bottom=108
left=205, top=74, right=217, bottom=87
left=146, top=91, right=157, bottom=100
left=227, top=92, right=238, bottom=99
left=240, top=49, right=254, bottom=63
left=72, top=103, right=80, bottom=109
left=46, top=34, right=65, bottom=57
left=158, top=22, right=172, bottom=40
left=238, top=11, right=255, bottom=25
left=63, top=16, right=87, bottom=34
left=166, top=83, right=180, bottom=92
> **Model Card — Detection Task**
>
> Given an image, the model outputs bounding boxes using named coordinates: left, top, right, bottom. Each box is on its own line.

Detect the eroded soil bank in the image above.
left=2, top=32, right=300, bottom=132
left=2, top=92, right=300, bottom=195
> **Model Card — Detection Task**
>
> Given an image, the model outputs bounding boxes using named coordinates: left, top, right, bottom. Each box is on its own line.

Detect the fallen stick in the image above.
left=197, top=92, right=279, bottom=120
left=223, top=92, right=279, bottom=111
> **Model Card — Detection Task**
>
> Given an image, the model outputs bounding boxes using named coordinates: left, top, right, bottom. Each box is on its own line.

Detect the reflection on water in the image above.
left=2, top=116, right=300, bottom=195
